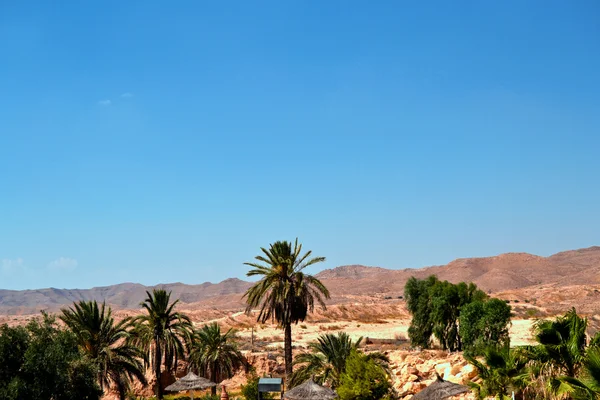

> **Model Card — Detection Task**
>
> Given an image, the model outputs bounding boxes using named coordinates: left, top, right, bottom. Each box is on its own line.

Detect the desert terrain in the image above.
left=2, top=246, right=600, bottom=399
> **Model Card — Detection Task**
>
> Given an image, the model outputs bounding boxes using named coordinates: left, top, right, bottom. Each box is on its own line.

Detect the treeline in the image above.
left=404, top=275, right=511, bottom=354
left=0, top=290, right=244, bottom=400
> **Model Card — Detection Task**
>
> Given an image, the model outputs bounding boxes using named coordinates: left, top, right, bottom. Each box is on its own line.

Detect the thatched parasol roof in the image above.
left=284, top=378, right=337, bottom=400
left=164, top=372, right=217, bottom=392
left=411, top=374, right=470, bottom=400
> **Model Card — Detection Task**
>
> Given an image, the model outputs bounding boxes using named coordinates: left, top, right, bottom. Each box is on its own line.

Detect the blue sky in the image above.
left=1, top=1, right=599, bottom=290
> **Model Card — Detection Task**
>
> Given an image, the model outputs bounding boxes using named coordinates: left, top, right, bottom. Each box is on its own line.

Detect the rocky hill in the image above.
left=1, top=246, right=599, bottom=315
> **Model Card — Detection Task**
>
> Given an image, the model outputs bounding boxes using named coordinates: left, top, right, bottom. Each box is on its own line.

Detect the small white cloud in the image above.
left=2, top=258, right=25, bottom=275
left=120, top=92, right=134, bottom=98
left=47, top=257, right=78, bottom=272
left=98, top=99, right=111, bottom=106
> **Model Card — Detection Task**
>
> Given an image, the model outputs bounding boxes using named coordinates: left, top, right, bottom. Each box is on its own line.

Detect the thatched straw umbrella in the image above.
left=411, top=374, right=470, bottom=400
left=164, top=371, right=216, bottom=400
left=284, top=378, right=338, bottom=400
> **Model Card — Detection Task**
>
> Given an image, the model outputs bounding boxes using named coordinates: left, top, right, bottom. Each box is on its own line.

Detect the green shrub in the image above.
left=337, top=350, right=391, bottom=400
left=241, top=370, right=272, bottom=400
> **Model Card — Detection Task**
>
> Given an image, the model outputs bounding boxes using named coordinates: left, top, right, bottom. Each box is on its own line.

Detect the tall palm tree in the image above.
left=244, top=238, right=330, bottom=379
left=130, top=289, right=192, bottom=400
left=188, top=322, right=245, bottom=396
left=60, top=300, right=147, bottom=400
left=290, top=332, right=389, bottom=389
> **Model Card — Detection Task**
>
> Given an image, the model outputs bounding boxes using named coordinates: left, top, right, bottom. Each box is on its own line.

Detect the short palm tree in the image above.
left=130, top=289, right=192, bottom=400
left=60, top=300, right=147, bottom=400
left=466, top=345, right=529, bottom=400
left=188, top=322, right=245, bottom=396
left=290, top=332, right=389, bottom=389
left=532, top=308, right=587, bottom=378
left=559, top=346, right=600, bottom=399
left=244, top=238, right=330, bottom=379
left=526, top=309, right=598, bottom=399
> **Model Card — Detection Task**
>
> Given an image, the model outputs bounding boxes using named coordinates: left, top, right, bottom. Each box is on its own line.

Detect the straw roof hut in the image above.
left=411, top=374, right=470, bottom=400
left=283, top=378, right=337, bottom=400
left=165, top=371, right=216, bottom=399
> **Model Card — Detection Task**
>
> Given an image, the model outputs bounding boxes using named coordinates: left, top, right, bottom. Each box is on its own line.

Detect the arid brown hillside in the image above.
left=1, top=246, right=599, bottom=315
left=317, top=246, right=600, bottom=297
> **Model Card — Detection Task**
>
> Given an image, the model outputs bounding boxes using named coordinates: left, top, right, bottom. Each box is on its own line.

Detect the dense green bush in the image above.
left=240, top=370, right=272, bottom=400
left=460, top=298, right=512, bottom=355
left=337, top=350, right=391, bottom=400
left=0, top=313, right=102, bottom=400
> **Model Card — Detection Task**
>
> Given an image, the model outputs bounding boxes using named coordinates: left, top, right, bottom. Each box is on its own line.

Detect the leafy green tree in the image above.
left=244, top=238, right=330, bottom=379
left=466, top=345, right=529, bottom=400
left=460, top=298, right=512, bottom=355
left=0, top=324, right=29, bottom=399
left=0, top=313, right=102, bottom=400
left=405, top=276, right=438, bottom=348
left=337, top=350, right=392, bottom=400
left=188, top=322, right=245, bottom=396
left=60, top=300, right=147, bottom=399
left=405, top=275, right=487, bottom=351
left=131, top=289, right=193, bottom=400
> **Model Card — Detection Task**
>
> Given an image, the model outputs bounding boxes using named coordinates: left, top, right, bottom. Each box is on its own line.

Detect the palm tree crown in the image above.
left=189, top=322, right=245, bottom=395
left=244, top=238, right=330, bottom=378
left=130, top=289, right=192, bottom=400
left=60, top=300, right=147, bottom=400
left=290, top=332, right=366, bottom=389
left=532, top=307, right=588, bottom=377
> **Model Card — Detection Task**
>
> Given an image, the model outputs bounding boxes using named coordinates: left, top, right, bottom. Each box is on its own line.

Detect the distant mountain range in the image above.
left=1, top=246, right=599, bottom=315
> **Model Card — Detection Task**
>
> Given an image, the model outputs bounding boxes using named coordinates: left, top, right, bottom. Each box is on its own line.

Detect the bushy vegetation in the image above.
left=0, top=313, right=102, bottom=400
left=290, top=332, right=389, bottom=389
left=337, top=350, right=392, bottom=400
left=240, top=369, right=272, bottom=400
left=467, top=308, right=600, bottom=399
left=404, top=275, right=511, bottom=353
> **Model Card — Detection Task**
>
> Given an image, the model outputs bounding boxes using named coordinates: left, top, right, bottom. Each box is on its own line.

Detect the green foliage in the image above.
left=404, top=275, right=492, bottom=351
left=404, top=276, right=437, bottom=348
left=532, top=307, right=587, bottom=377
left=466, top=345, right=529, bottom=400
left=130, top=289, right=193, bottom=400
left=244, top=238, right=330, bottom=377
left=240, top=370, right=272, bottom=400
left=0, top=313, right=102, bottom=400
left=290, top=332, right=361, bottom=388
left=337, top=350, right=391, bottom=400
left=189, top=322, right=245, bottom=395
left=460, top=298, right=512, bottom=356
left=60, top=300, right=147, bottom=399
left=290, top=332, right=389, bottom=389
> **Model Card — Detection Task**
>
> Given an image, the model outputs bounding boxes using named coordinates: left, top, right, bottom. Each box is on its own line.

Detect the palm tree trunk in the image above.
left=211, top=363, right=217, bottom=396
left=284, top=323, right=293, bottom=379
left=118, top=381, right=126, bottom=400
left=155, top=340, right=164, bottom=400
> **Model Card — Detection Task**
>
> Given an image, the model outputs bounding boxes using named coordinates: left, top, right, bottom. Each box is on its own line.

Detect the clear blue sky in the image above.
left=1, top=1, right=599, bottom=290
